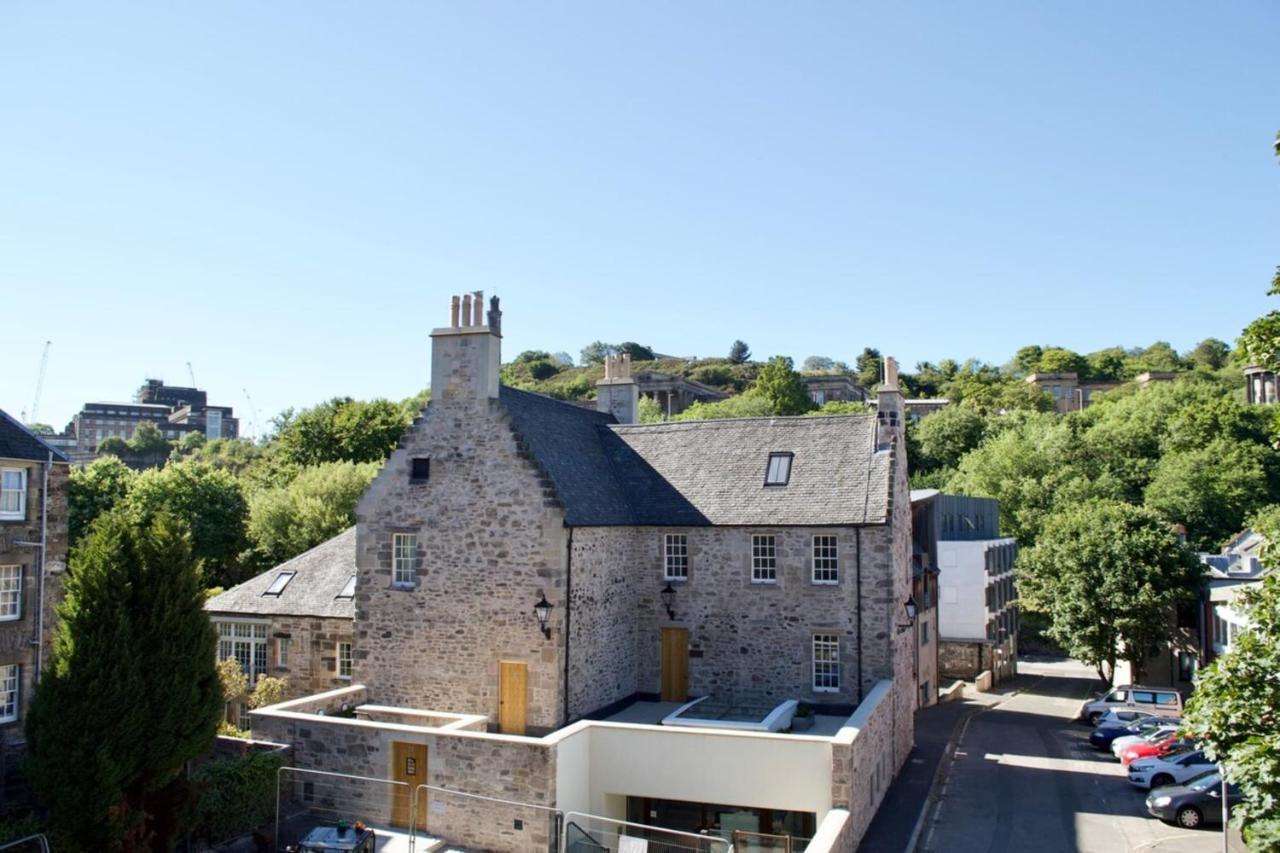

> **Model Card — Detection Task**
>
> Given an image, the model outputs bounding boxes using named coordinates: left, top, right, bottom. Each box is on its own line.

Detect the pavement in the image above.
left=861, top=659, right=1247, bottom=853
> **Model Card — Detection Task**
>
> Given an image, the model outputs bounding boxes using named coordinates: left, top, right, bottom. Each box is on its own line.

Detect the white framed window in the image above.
left=393, top=533, right=417, bottom=587
left=751, top=534, right=777, bottom=583
left=277, top=636, right=291, bottom=669
left=764, top=453, right=793, bottom=486
left=812, top=535, right=838, bottom=584
left=0, top=566, right=20, bottom=621
left=337, top=574, right=356, bottom=599
left=0, top=664, right=17, bottom=723
left=337, top=642, right=353, bottom=679
left=664, top=534, right=688, bottom=581
left=813, top=633, right=840, bottom=692
left=215, top=621, right=269, bottom=685
left=263, top=571, right=296, bottom=596
left=0, top=469, right=27, bottom=520
left=812, top=390, right=826, bottom=405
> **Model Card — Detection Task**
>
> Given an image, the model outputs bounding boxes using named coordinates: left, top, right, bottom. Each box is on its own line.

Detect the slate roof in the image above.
left=0, top=408, right=70, bottom=463
left=206, top=527, right=356, bottom=619
left=497, top=386, right=891, bottom=527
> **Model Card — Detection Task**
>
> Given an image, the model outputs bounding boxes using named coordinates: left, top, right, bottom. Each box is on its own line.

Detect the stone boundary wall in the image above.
left=829, top=679, right=897, bottom=851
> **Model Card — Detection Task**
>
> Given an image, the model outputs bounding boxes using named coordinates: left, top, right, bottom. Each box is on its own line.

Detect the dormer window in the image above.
left=263, top=571, right=296, bottom=596
left=764, top=452, right=793, bottom=486
left=337, top=574, right=356, bottom=599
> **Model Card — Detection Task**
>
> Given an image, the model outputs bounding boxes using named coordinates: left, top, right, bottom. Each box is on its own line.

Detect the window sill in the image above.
left=391, top=583, right=417, bottom=591
left=337, top=676, right=352, bottom=682
left=663, top=576, right=689, bottom=584
left=811, top=687, right=840, bottom=694
left=811, top=580, right=839, bottom=586
left=0, top=515, right=25, bottom=523
left=750, top=579, right=778, bottom=586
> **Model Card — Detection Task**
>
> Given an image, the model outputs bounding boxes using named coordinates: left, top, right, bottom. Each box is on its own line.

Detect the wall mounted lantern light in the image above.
left=897, top=595, right=919, bottom=633
left=660, top=582, right=677, bottom=620
left=533, top=592, right=553, bottom=639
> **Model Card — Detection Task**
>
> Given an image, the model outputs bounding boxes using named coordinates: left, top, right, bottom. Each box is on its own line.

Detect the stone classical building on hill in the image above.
left=251, top=293, right=917, bottom=852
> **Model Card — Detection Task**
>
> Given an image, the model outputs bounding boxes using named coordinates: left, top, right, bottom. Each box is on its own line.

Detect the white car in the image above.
left=1094, top=709, right=1158, bottom=729
left=1112, top=724, right=1180, bottom=758
left=1128, top=750, right=1216, bottom=790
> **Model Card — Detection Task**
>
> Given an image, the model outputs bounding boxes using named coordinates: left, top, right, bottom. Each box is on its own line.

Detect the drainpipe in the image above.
left=562, top=526, right=574, bottom=728
left=855, top=528, right=863, bottom=704
left=37, top=452, right=49, bottom=683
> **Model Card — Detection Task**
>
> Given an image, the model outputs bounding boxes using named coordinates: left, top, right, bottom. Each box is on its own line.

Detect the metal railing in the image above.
left=0, top=836, right=51, bottom=853
left=275, top=766, right=410, bottom=852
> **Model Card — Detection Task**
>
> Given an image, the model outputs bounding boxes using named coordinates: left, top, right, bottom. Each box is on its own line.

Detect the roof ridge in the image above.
left=609, top=413, right=876, bottom=431
left=499, top=384, right=618, bottom=422
left=0, top=407, right=71, bottom=463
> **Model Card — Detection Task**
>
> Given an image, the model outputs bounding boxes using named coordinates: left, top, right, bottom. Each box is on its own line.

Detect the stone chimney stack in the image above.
left=430, top=291, right=502, bottom=402
left=596, top=352, right=639, bottom=424
left=876, top=356, right=904, bottom=451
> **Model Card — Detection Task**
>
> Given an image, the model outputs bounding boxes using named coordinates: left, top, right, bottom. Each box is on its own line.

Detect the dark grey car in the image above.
left=1145, top=770, right=1242, bottom=829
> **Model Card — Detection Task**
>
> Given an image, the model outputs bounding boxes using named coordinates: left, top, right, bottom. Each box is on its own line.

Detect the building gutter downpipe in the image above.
left=563, top=525, right=574, bottom=728
left=37, top=451, right=50, bottom=683
left=855, top=527, right=863, bottom=705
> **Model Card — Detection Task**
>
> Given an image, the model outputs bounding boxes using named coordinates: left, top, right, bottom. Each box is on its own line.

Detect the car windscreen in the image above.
left=1187, top=772, right=1221, bottom=792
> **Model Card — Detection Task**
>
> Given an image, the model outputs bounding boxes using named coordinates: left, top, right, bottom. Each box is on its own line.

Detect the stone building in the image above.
left=633, top=369, right=729, bottom=416
left=1024, top=372, right=1122, bottom=413
left=206, top=529, right=356, bottom=720
left=799, top=375, right=868, bottom=407
left=1244, top=365, right=1278, bottom=405
left=0, top=409, right=69, bottom=797
left=251, top=293, right=918, bottom=852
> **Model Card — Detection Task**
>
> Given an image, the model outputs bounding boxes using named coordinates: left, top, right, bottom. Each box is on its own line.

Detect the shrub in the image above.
left=190, top=750, right=286, bottom=842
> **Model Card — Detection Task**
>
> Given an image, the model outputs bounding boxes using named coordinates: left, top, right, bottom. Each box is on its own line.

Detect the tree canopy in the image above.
left=26, top=510, right=223, bottom=851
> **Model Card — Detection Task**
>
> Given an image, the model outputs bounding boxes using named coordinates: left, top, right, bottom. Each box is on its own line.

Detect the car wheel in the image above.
left=1176, top=806, right=1202, bottom=829
left=1151, top=773, right=1173, bottom=789
left=1088, top=712, right=1103, bottom=726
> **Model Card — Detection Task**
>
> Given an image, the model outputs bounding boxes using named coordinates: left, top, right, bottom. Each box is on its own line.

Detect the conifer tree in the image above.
left=26, top=510, right=223, bottom=852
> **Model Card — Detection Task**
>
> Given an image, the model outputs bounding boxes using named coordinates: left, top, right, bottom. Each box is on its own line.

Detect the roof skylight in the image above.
left=263, top=571, right=296, bottom=596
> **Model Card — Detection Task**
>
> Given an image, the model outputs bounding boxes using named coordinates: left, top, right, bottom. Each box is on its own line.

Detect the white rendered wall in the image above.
left=937, top=539, right=1013, bottom=641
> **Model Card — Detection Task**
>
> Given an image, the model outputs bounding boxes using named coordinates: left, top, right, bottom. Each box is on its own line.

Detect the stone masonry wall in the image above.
left=253, top=706, right=556, bottom=852
left=355, top=357, right=568, bottom=733
left=938, top=639, right=983, bottom=680
left=267, top=616, right=355, bottom=699
left=0, top=458, right=67, bottom=784
left=829, top=680, right=896, bottom=851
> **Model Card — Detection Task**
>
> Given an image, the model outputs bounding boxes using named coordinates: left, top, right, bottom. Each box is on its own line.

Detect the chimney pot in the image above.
left=451, top=296, right=460, bottom=328
left=472, top=291, right=483, bottom=326
left=461, top=294, right=473, bottom=326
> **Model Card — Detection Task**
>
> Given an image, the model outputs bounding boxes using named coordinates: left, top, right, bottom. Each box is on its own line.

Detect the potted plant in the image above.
left=791, top=702, right=814, bottom=731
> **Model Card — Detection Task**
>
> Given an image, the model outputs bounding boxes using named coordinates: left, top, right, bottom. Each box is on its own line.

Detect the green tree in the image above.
left=802, top=355, right=834, bottom=372
left=1009, top=345, right=1044, bottom=377
left=69, top=456, right=136, bottom=546
left=97, top=436, right=131, bottom=457
left=617, top=341, right=655, bottom=361
left=1130, top=341, right=1184, bottom=374
left=128, top=421, right=171, bottom=456
left=1036, top=347, right=1088, bottom=376
left=26, top=423, right=55, bottom=435
left=637, top=396, right=665, bottom=423
left=25, top=510, right=222, bottom=851
left=1186, top=337, right=1231, bottom=370
left=579, top=341, right=615, bottom=365
left=276, top=397, right=410, bottom=466
left=855, top=347, right=882, bottom=388
left=1239, top=270, right=1280, bottom=370
left=807, top=400, right=871, bottom=416
left=1183, top=536, right=1280, bottom=846
left=914, top=405, right=987, bottom=473
left=245, top=460, right=378, bottom=569
left=1144, top=439, right=1278, bottom=550
left=125, top=460, right=249, bottom=587
left=673, top=393, right=775, bottom=421
left=1086, top=346, right=1130, bottom=380
left=727, top=340, right=751, bottom=364
left=753, top=356, right=815, bottom=416
left=1018, top=501, right=1203, bottom=684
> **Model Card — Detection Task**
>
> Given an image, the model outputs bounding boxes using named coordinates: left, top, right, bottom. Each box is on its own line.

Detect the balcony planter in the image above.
left=790, top=702, right=814, bottom=731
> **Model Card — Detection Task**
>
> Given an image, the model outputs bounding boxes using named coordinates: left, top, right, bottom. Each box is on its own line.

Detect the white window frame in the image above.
left=277, top=636, right=291, bottom=669
left=812, top=535, right=838, bottom=584
left=751, top=534, right=777, bottom=584
left=0, top=663, right=17, bottom=723
left=215, top=619, right=269, bottom=686
left=764, top=453, right=793, bottom=487
left=664, top=534, right=688, bottom=581
left=337, top=574, right=356, bottom=599
left=393, top=533, right=417, bottom=587
left=263, top=571, right=296, bottom=596
left=337, top=641, right=353, bottom=680
left=0, top=565, right=21, bottom=622
left=0, top=468, right=27, bottom=520
left=813, top=633, right=840, bottom=692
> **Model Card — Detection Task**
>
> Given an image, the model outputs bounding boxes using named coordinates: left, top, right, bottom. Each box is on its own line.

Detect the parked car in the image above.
left=1111, top=722, right=1182, bottom=758
left=1095, top=709, right=1159, bottom=728
left=1089, top=715, right=1166, bottom=751
left=1121, top=735, right=1194, bottom=767
left=1146, top=771, right=1242, bottom=829
left=1128, top=750, right=1217, bottom=790
left=1079, top=685, right=1183, bottom=725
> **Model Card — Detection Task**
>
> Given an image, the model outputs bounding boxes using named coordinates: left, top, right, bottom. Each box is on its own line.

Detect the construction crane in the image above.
left=242, top=388, right=261, bottom=441
left=23, top=341, right=51, bottom=425
left=187, top=361, right=197, bottom=387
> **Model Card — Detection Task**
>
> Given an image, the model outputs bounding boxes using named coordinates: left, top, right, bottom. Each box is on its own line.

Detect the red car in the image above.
left=1121, top=735, right=1193, bottom=766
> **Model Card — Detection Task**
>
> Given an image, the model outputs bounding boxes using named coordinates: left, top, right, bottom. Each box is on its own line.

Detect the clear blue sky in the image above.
left=3, top=3, right=1277, bottom=436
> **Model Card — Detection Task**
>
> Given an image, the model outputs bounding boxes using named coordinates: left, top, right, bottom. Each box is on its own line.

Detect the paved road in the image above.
left=918, top=660, right=1240, bottom=853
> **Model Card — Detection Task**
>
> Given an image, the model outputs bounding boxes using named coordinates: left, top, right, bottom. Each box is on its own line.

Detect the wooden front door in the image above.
left=660, top=627, right=689, bottom=702
left=390, top=741, right=428, bottom=829
left=499, top=660, right=528, bottom=735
